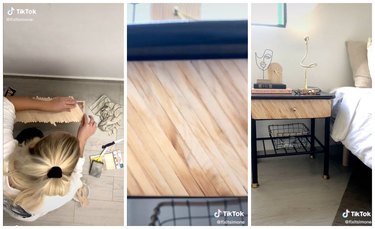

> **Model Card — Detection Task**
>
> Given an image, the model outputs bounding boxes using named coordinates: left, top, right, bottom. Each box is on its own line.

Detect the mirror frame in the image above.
left=251, top=3, right=287, bottom=28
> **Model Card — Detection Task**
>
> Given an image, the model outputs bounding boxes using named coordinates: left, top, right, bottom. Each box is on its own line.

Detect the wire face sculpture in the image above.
left=255, top=49, right=273, bottom=79
left=300, top=36, right=317, bottom=89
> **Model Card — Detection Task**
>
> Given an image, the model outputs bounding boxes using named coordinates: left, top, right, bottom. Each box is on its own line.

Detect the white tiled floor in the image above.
left=251, top=147, right=351, bottom=226
left=3, top=76, right=124, bottom=226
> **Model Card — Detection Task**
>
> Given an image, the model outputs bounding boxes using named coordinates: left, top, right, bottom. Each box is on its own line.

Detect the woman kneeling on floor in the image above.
left=3, top=96, right=96, bottom=221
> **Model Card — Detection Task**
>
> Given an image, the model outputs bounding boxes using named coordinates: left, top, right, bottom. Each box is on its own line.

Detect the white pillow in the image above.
left=367, top=38, right=373, bottom=87
left=346, top=40, right=372, bottom=88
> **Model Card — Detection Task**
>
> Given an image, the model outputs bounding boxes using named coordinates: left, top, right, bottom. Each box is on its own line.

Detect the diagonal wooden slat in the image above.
left=158, top=61, right=247, bottom=184
left=133, top=62, right=231, bottom=195
left=146, top=61, right=246, bottom=195
left=219, top=59, right=248, bottom=100
left=176, top=61, right=247, bottom=157
left=205, top=60, right=247, bottom=115
left=128, top=125, right=173, bottom=195
left=129, top=63, right=218, bottom=196
left=127, top=59, right=248, bottom=196
left=128, top=81, right=202, bottom=195
left=191, top=60, right=247, bottom=139
left=127, top=148, right=160, bottom=196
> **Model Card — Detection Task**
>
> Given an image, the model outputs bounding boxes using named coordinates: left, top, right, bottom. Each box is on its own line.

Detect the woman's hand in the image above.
left=48, top=97, right=77, bottom=112
left=77, top=114, right=97, bottom=157
left=6, top=96, right=77, bottom=112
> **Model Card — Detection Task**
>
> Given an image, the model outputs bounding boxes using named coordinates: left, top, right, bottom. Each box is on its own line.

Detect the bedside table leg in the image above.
left=310, top=118, right=316, bottom=159
left=251, top=119, right=259, bottom=188
left=323, top=117, right=330, bottom=179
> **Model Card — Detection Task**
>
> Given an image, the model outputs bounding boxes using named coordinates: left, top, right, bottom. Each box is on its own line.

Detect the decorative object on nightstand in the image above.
left=251, top=88, right=293, bottom=94
left=268, top=62, right=283, bottom=83
left=253, top=62, right=287, bottom=90
left=293, top=87, right=321, bottom=95
left=300, top=36, right=317, bottom=90
left=253, top=50, right=290, bottom=93
left=252, top=61, right=291, bottom=94
left=254, top=83, right=287, bottom=89
left=255, top=49, right=273, bottom=83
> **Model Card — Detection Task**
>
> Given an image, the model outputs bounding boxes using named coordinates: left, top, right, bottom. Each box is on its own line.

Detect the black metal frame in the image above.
left=251, top=117, right=331, bottom=187
left=256, top=135, right=324, bottom=158
left=127, top=20, right=248, bottom=61
left=148, top=197, right=248, bottom=226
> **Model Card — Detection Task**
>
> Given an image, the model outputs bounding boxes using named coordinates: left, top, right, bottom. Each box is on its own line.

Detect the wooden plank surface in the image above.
left=127, top=60, right=248, bottom=196
left=252, top=99, right=332, bottom=120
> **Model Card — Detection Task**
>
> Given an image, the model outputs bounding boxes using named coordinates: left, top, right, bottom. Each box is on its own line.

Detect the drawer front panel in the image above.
left=252, top=99, right=332, bottom=119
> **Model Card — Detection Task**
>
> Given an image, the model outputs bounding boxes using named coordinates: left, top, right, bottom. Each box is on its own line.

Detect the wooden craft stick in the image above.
left=15, top=97, right=84, bottom=126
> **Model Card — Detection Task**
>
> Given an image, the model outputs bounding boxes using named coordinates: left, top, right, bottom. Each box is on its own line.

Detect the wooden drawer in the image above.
left=252, top=99, right=332, bottom=119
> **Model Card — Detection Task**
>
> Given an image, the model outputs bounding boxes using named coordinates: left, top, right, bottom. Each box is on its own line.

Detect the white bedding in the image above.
left=331, top=87, right=373, bottom=169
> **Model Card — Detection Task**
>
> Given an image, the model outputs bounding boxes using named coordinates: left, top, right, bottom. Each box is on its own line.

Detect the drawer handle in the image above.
left=292, top=107, right=297, bottom=112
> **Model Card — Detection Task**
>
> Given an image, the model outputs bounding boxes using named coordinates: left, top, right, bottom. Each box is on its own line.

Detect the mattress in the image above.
left=331, top=87, right=373, bottom=169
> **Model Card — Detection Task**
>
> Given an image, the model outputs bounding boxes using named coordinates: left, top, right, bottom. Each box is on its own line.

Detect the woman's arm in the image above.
left=6, top=96, right=76, bottom=112
left=77, top=115, right=97, bottom=158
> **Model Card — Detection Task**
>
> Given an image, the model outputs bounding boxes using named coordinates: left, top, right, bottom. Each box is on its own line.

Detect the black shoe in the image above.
left=15, top=127, right=44, bottom=144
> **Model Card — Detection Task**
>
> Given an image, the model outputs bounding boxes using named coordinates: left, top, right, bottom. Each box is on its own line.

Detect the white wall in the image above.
left=251, top=3, right=372, bottom=147
left=251, top=3, right=372, bottom=91
left=127, top=3, right=247, bottom=24
left=3, top=4, right=124, bottom=80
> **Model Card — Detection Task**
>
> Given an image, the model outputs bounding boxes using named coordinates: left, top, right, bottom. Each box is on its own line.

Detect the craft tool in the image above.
left=101, top=138, right=124, bottom=149
left=88, top=147, right=109, bottom=177
left=89, top=138, right=124, bottom=177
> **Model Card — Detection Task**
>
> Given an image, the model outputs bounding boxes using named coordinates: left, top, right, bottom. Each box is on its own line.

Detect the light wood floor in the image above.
left=127, top=60, right=248, bottom=197
left=251, top=150, right=351, bottom=226
left=3, top=76, right=124, bottom=226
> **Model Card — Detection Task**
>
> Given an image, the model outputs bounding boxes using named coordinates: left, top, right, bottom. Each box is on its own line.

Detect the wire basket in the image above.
left=149, top=198, right=248, bottom=226
left=268, top=123, right=310, bottom=150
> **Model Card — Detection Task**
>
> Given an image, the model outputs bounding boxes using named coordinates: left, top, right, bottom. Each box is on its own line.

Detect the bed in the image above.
left=331, top=39, right=373, bottom=169
left=331, top=87, right=373, bottom=169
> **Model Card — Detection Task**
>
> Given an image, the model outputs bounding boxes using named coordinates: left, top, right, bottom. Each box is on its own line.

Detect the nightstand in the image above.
left=251, top=93, right=335, bottom=188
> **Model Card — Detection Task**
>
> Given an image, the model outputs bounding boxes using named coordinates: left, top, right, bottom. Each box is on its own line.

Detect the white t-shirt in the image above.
left=3, top=97, right=85, bottom=221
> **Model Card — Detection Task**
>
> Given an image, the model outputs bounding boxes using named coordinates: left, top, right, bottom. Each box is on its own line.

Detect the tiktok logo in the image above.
left=214, top=209, right=222, bottom=218
left=6, top=7, right=37, bottom=16
left=342, top=209, right=350, bottom=218
left=214, top=209, right=245, bottom=218
left=7, top=7, right=15, bottom=16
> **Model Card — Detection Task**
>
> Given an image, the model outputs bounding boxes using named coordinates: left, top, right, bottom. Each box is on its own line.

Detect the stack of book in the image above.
left=252, top=83, right=292, bottom=94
